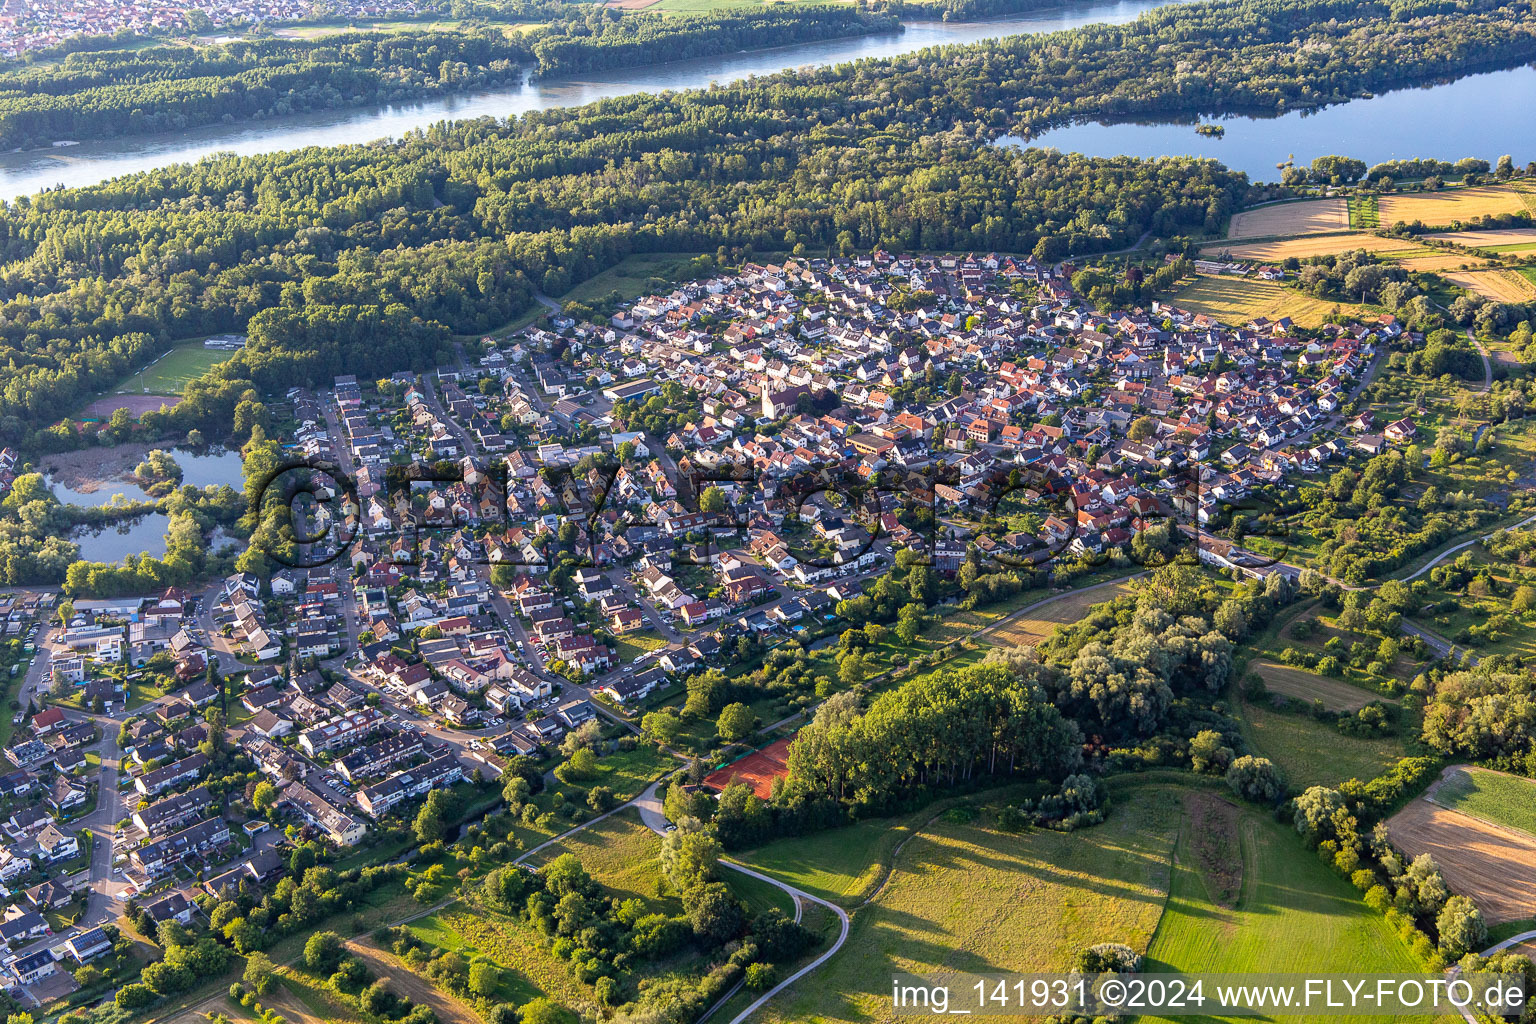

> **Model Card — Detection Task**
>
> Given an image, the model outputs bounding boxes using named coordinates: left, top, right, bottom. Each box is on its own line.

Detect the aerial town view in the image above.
left=0, top=0, right=1534, bottom=1021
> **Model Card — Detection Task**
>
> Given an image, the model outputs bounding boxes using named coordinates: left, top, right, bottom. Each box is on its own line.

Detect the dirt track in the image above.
left=347, top=940, right=481, bottom=1024
left=1387, top=797, right=1536, bottom=924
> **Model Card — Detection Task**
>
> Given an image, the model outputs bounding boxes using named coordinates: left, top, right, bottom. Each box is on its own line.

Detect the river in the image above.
left=0, top=0, right=1179, bottom=201
left=1002, top=63, right=1536, bottom=181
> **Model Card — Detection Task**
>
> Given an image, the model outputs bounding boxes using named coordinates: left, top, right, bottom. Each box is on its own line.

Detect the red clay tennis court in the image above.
left=702, top=736, right=795, bottom=799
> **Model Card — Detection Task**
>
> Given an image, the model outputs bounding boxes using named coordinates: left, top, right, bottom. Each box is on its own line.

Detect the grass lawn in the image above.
left=1250, top=660, right=1389, bottom=711
left=614, top=630, right=668, bottom=663
left=752, top=784, right=1187, bottom=1024
left=525, top=808, right=673, bottom=906
left=1238, top=700, right=1408, bottom=791
left=1170, top=274, right=1368, bottom=329
left=406, top=909, right=553, bottom=1008
left=115, top=343, right=237, bottom=395
left=739, top=801, right=954, bottom=908
left=1144, top=804, right=1435, bottom=1023
left=724, top=865, right=796, bottom=919
left=1432, top=766, right=1536, bottom=839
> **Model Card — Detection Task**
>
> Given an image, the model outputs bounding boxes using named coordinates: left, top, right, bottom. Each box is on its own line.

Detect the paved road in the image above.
left=1448, top=927, right=1536, bottom=1023
left=1399, top=512, right=1536, bottom=582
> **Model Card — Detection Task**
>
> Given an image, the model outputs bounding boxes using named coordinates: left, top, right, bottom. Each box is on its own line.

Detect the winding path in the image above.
left=1448, top=929, right=1536, bottom=1024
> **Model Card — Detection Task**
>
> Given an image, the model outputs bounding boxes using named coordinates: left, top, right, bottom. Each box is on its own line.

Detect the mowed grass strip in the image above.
left=1252, top=660, right=1386, bottom=711
left=1226, top=198, right=1348, bottom=239
left=1169, top=275, right=1363, bottom=329
left=752, top=786, right=1187, bottom=1024
left=1238, top=700, right=1407, bottom=790
left=1145, top=808, right=1435, bottom=1024
left=1432, top=766, right=1536, bottom=839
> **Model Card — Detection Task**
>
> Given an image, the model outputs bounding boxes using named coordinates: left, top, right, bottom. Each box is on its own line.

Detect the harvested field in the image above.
left=1390, top=253, right=1492, bottom=272
left=1253, top=660, right=1383, bottom=711
left=983, top=582, right=1129, bottom=649
left=79, top=393, right=179, bottom=420
left=1226, top=199, right=1348, bottom=239
left=1443, top=269, right=1536, bottom=302
left=1209, top=233, right=1431, bottom=261
left=1427, top=227, right=1536, bottom=249
left=1378, top=186, right=1530, bottom=228
left=704, top=735, right=793, bottom=798
left=1387, top=797, right=1536, bottom=924
left=606, top=0, right=661, bottom=9
left=1168, top=275, right=1362, bottom=329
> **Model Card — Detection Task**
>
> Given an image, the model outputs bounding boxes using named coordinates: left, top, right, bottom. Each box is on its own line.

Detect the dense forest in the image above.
left=2, top=0, right=1535, bottom=457
left=528, top=8, right=900, bottom=77
left=0, top=31, right=528, bottom=150
left=0, top=8, right=897, bottom=151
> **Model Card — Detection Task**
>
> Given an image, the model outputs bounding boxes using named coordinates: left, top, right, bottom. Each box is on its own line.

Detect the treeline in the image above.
left=0, top=31, right=527, bottom=150
left=530, top=8, right=900, bottom=77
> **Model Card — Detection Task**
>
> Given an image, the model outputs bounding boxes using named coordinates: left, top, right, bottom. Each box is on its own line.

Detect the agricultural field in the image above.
left=1209, top=232, right=1433, bottom=261
left=1431, top=766, right=1536, bottom=840
left=1427, top=227, right=1536, bottom=252
left=1147, top=801, right=1435, bottom=1023
left=1168, top=275, right=1365, bottom=329
left=1394, top=254, right=1494, bottom=273
left=983, top=581, right=1132, bottom=649
left=114, top=343, right=237, bottom=395
left=1238, top=700, right=1408, bottom=790
left=1389, top=790, right=1536, bottom=925
left=1442, top=268, right=1536, bottom=302
left=1250, top=660, right=1383, bottom=711
left=1378, top=185, right=1533, bottom=229
left=750, top=785, right=1188, bottom=1024
left=1225, top=198, right=1348, bottom=239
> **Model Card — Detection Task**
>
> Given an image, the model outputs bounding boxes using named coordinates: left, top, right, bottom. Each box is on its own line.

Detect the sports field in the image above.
left=115, top=344, right=237, bottom=395
left=1378, top=185, right=1531, bottom=228
left=1252, top=660, right=1384, bottom=711
left=1226, top=199, right=1348, bottom=239
left=703, top=735, right=794, bottom=799
left=1169, top=275, right=1362, bottom=329
left=983, top=582, right=1130, bottom=649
